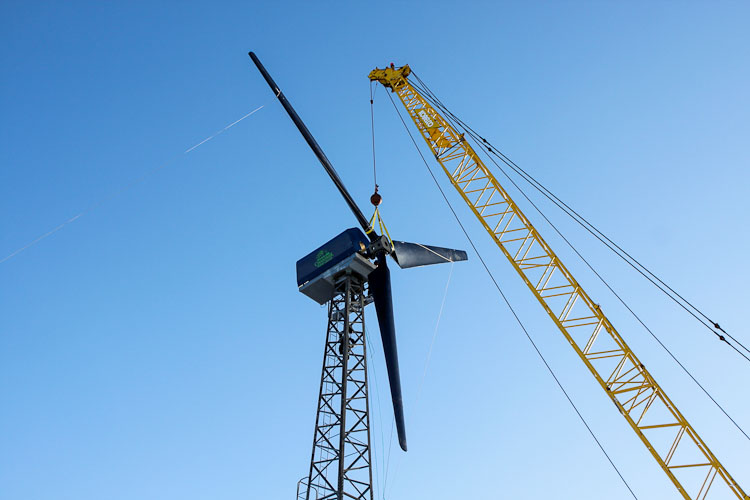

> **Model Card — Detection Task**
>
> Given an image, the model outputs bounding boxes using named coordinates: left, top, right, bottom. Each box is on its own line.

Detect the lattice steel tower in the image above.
left=302, top=271, right=373, bottom=500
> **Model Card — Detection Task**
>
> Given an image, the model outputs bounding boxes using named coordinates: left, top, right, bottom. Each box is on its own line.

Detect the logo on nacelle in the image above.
left=314, top=250, right=334, bottom=268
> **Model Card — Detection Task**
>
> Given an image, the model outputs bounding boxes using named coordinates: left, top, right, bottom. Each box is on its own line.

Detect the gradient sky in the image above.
left=2, top=2, right=749, bottom=499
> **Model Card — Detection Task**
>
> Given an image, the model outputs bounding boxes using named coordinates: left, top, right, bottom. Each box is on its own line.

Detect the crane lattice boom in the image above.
left=369, top=64, right=748, bottom=500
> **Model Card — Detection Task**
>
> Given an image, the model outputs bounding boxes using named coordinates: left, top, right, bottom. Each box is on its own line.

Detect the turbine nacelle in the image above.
left=296, top=228, right=466, bottom=304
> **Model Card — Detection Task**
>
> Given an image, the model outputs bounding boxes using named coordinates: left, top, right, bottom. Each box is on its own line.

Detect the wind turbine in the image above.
left=249, top=52, right=467, bottom=500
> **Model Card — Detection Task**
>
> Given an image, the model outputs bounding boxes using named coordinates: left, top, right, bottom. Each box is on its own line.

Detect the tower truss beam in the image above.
left=305, top=273, right=374, bottom=500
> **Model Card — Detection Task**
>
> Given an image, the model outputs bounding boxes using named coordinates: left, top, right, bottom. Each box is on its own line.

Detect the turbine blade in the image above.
left=391, top=241, right=468, bottom=269
left=368, top=256, right=408, bottom=451
left=248, top=52, right=377, bottom=242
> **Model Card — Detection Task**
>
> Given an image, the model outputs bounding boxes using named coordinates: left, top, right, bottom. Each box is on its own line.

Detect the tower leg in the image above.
left=305, top=273, right=373, bottom=500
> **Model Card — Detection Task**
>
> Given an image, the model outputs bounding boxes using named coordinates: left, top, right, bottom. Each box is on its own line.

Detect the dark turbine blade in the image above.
left=248, top=52, right=377, bottom=242
left=391, top=241, right=468, bottom=269
left=368, top=256, right=407, bottom=451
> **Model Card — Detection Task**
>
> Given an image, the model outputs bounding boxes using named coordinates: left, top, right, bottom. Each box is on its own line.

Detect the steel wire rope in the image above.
left=489, top=142, right=750, bottom=442
left=372, top=81, right=456, bottom=495
left=381, top=262, right=455, bottom=500
left=409, top=74, right=750, bottom=361
left=382, top=416, right=395, bottom=499
left=385, top=90, right=640, bottom=500
left=369, top=85, right=455, bottom=494
left=370, top=82, right=378, bottom=190
left=0, top=105, right=266, bottom=265
left=421, top=78, right=750, bottom=366
left=406, top=76, right=750, bottom=442
left=417, top=78, right=750, bottom=366
left=415, top=261, right=454, bottom=404
left=369, top=83, right=399, bottom=498
left=364, top=323, right=387, bottom=500
left=480, top=142, right=750, bottom=441
left=411, top=73, right=742, bottom=337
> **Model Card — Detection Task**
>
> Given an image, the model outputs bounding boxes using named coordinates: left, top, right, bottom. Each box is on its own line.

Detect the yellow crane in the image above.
left=369, top=64, right=748, bottom=500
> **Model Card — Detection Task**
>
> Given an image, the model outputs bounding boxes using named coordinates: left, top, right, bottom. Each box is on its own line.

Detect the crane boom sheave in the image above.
left=369, top=64, right=748, bottom=500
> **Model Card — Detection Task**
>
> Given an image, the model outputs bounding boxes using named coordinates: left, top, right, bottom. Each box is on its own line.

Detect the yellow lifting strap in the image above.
left=367, top=207, right=394, bottom=251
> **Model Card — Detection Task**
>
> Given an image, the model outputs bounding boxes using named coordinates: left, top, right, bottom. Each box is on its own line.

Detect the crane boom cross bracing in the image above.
left=369, top=65, right=748, bottom=500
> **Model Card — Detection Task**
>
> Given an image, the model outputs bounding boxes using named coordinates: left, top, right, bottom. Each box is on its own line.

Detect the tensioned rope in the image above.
left=382, top=262, right=455, bottom=500
left=0, top=105, right=265, bottom=265
left=415, top=262, right=454, bottom=405
left=385, top=90, right=640, bottom=500
left=370, top=82, right=378, bottom=190
left=370, top=84, right=458, bottom=497
left=364, top=323, right=387, bottom=500
left=407, top=76, right=750, bottom=441
left=410, top=73, right=750, bottom=363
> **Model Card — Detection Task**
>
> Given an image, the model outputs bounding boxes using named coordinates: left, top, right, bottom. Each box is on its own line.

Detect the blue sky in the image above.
left=2, top=2, right=749, bottom=499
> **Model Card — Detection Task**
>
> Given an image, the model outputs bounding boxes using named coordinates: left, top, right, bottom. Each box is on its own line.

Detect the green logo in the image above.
left=314, top=250, right=334, bottom=268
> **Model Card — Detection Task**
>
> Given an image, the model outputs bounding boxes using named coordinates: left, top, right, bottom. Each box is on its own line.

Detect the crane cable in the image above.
left=385, top=90, right=640, bottom=500
left=370, top=81, right=378, bottom=190
left=407, top=75, right=750, bottom=442
left=409, top=73, right=750, bottom=364
left=370, top=83, right=398, bottom=500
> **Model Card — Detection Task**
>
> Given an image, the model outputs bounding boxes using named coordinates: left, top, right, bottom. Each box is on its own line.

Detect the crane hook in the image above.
left=370, top=184, right=382, bottom=206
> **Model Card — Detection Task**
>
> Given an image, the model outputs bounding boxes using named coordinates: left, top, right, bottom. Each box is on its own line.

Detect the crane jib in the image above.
left=370, top=64, right=749, bottom=500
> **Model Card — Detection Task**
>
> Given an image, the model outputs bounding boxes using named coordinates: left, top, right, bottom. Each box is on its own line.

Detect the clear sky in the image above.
left=1, top=2, right=749, bottom=499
